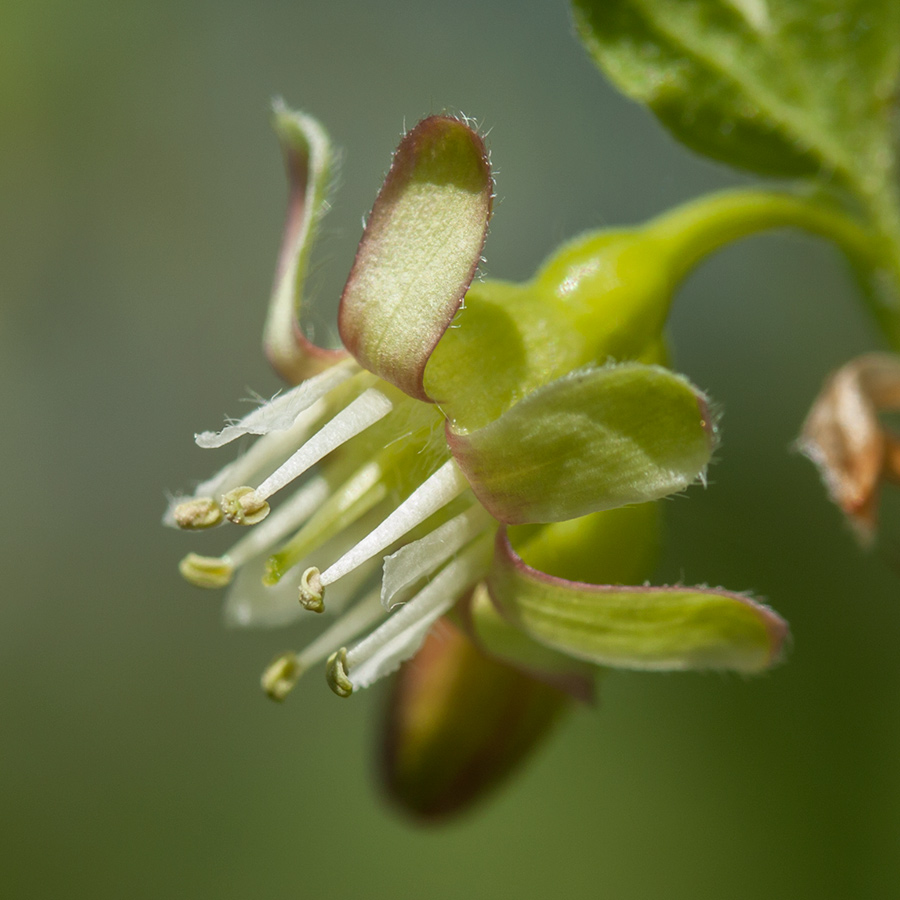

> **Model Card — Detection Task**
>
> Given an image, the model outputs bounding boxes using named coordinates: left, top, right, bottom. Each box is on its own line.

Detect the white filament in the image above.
left=320, top=459, right=470, bottom=589
left=253, top=388, right=393, bottom=502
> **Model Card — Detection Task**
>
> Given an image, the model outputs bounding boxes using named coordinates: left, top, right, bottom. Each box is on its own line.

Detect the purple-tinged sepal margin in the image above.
left=264, top=102, right=347, bottom=385
left=488, top=530, right=789, bottom=674
left=338, top=115, right=493, bottom=401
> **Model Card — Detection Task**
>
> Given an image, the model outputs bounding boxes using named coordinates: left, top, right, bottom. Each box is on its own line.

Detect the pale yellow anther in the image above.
left=261, top=652, right=304, bottom=701
left=325, top=648, right=353, bottom=698
left=173, top=497, right=223, bottom=530
left=178, top=553, right=235, bottom=588
left=298, top=567, right=325, bottom=613
left=220, top=486, right=270, bottom=526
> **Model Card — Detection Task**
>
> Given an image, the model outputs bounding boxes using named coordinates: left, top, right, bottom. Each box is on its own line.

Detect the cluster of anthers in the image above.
left=166, top=105, right=788, bottom=709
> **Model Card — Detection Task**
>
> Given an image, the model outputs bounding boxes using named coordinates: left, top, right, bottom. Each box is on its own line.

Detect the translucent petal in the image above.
left=382, top=504, right=494, bottom=609
left=345, top=536, right=492, bottom=690
left=194, top=361, right=355, bottom=448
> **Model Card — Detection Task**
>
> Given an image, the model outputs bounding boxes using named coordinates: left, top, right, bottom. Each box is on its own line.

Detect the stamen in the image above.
left=173, top=497, right=223, bottom=530
left=179, top=553, right=235, bottom=589
left=264, top=588, right=386, bottom=700
left=225, top=546, right=381, bottom=628
left=163, top=400, right=325, bottom=528
left=326, top=648, right=353, bottom=698
left=221, top=486, right=270, bottom=526
left=299, top=568, right=324, bottom=613
left=252, top=387, right=392, bottom=502
left=297, top=588, right=385, bottom=669
left=183, top=478, right=332, bottom=597
left=223, top=475, right=330, bottom=569
left=264, top=460, right=388, bottom=584
left=381, top=503, right=494, bottom=609
left=316, top=459, right=470, bottom=596
left=330, top=536, right=491, bottom=694
left=261, top=653, right=302, bottom=701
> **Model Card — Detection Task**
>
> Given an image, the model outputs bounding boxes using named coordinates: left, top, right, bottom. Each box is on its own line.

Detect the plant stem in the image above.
left=647, top=188, right=900, bottom=349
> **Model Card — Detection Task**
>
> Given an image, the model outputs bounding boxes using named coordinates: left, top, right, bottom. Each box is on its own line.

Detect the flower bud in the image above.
left=380, top=618, right=568, bottom=822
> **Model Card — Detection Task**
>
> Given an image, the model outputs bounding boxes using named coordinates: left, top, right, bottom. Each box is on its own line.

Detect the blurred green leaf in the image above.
left=572, top=0, right=900, bottom=194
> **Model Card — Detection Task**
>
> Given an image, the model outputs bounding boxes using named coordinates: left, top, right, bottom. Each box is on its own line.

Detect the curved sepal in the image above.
left=462, top=585, right=597, bottom=703
left=264, top=102, right=347, bottom=385
left=488, top=530, right=789, bottom=674
left=338, top=115, right=493, bottom=401
left=448, top=362, right=716, bottom=525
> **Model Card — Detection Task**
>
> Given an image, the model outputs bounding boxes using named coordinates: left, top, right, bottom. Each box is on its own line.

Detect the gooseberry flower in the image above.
left=799, top=353, right=900, bottom=544
left=166, top=105, right=788, bottom=814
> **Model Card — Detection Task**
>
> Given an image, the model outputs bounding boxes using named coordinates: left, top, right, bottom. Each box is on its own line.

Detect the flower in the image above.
left=798, top=352, right=900, bottom=544
left=166, top=105, right=789, bottom=816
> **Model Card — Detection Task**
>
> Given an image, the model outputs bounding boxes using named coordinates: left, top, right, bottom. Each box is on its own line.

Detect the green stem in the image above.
left=647, top=188, right=900, bottom=349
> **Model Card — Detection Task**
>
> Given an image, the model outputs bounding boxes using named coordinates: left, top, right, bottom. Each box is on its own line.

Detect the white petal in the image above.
left=195, top=360, right=356, bottom=448
left=381, top=504, right=493, bottom=609
left=345, top=536, right=491, bottom=690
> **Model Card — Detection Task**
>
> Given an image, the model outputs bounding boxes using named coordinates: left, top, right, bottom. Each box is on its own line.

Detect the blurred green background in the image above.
left=3, top=1, right=899, bottom=897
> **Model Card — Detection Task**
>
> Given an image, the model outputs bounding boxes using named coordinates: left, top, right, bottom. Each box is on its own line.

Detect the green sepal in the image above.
left=338, top=116, right=492, bottom=401
left=465, top=505, right=658, bottom=692
left=508, top=502, right=660, bottom=587
left=488, top=530, right=789, bottom=674
left=448, top=362, right=716, bottom=525
left=425, top=230, right=674, bottom=433
left=462, top=586, right=598, bottom=703
left=264, top=102, right=347, bottom=385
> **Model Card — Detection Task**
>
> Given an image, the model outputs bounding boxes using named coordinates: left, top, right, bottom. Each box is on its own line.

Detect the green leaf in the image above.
left=572, top=0, right=900, bottom=195
left=264, top=102, right=347, bottom=385
left=448, top=363, right=716, bottom=525
left=338, top=116, right=493, bottom=401
left=488, top=530, right=789, bottom=673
